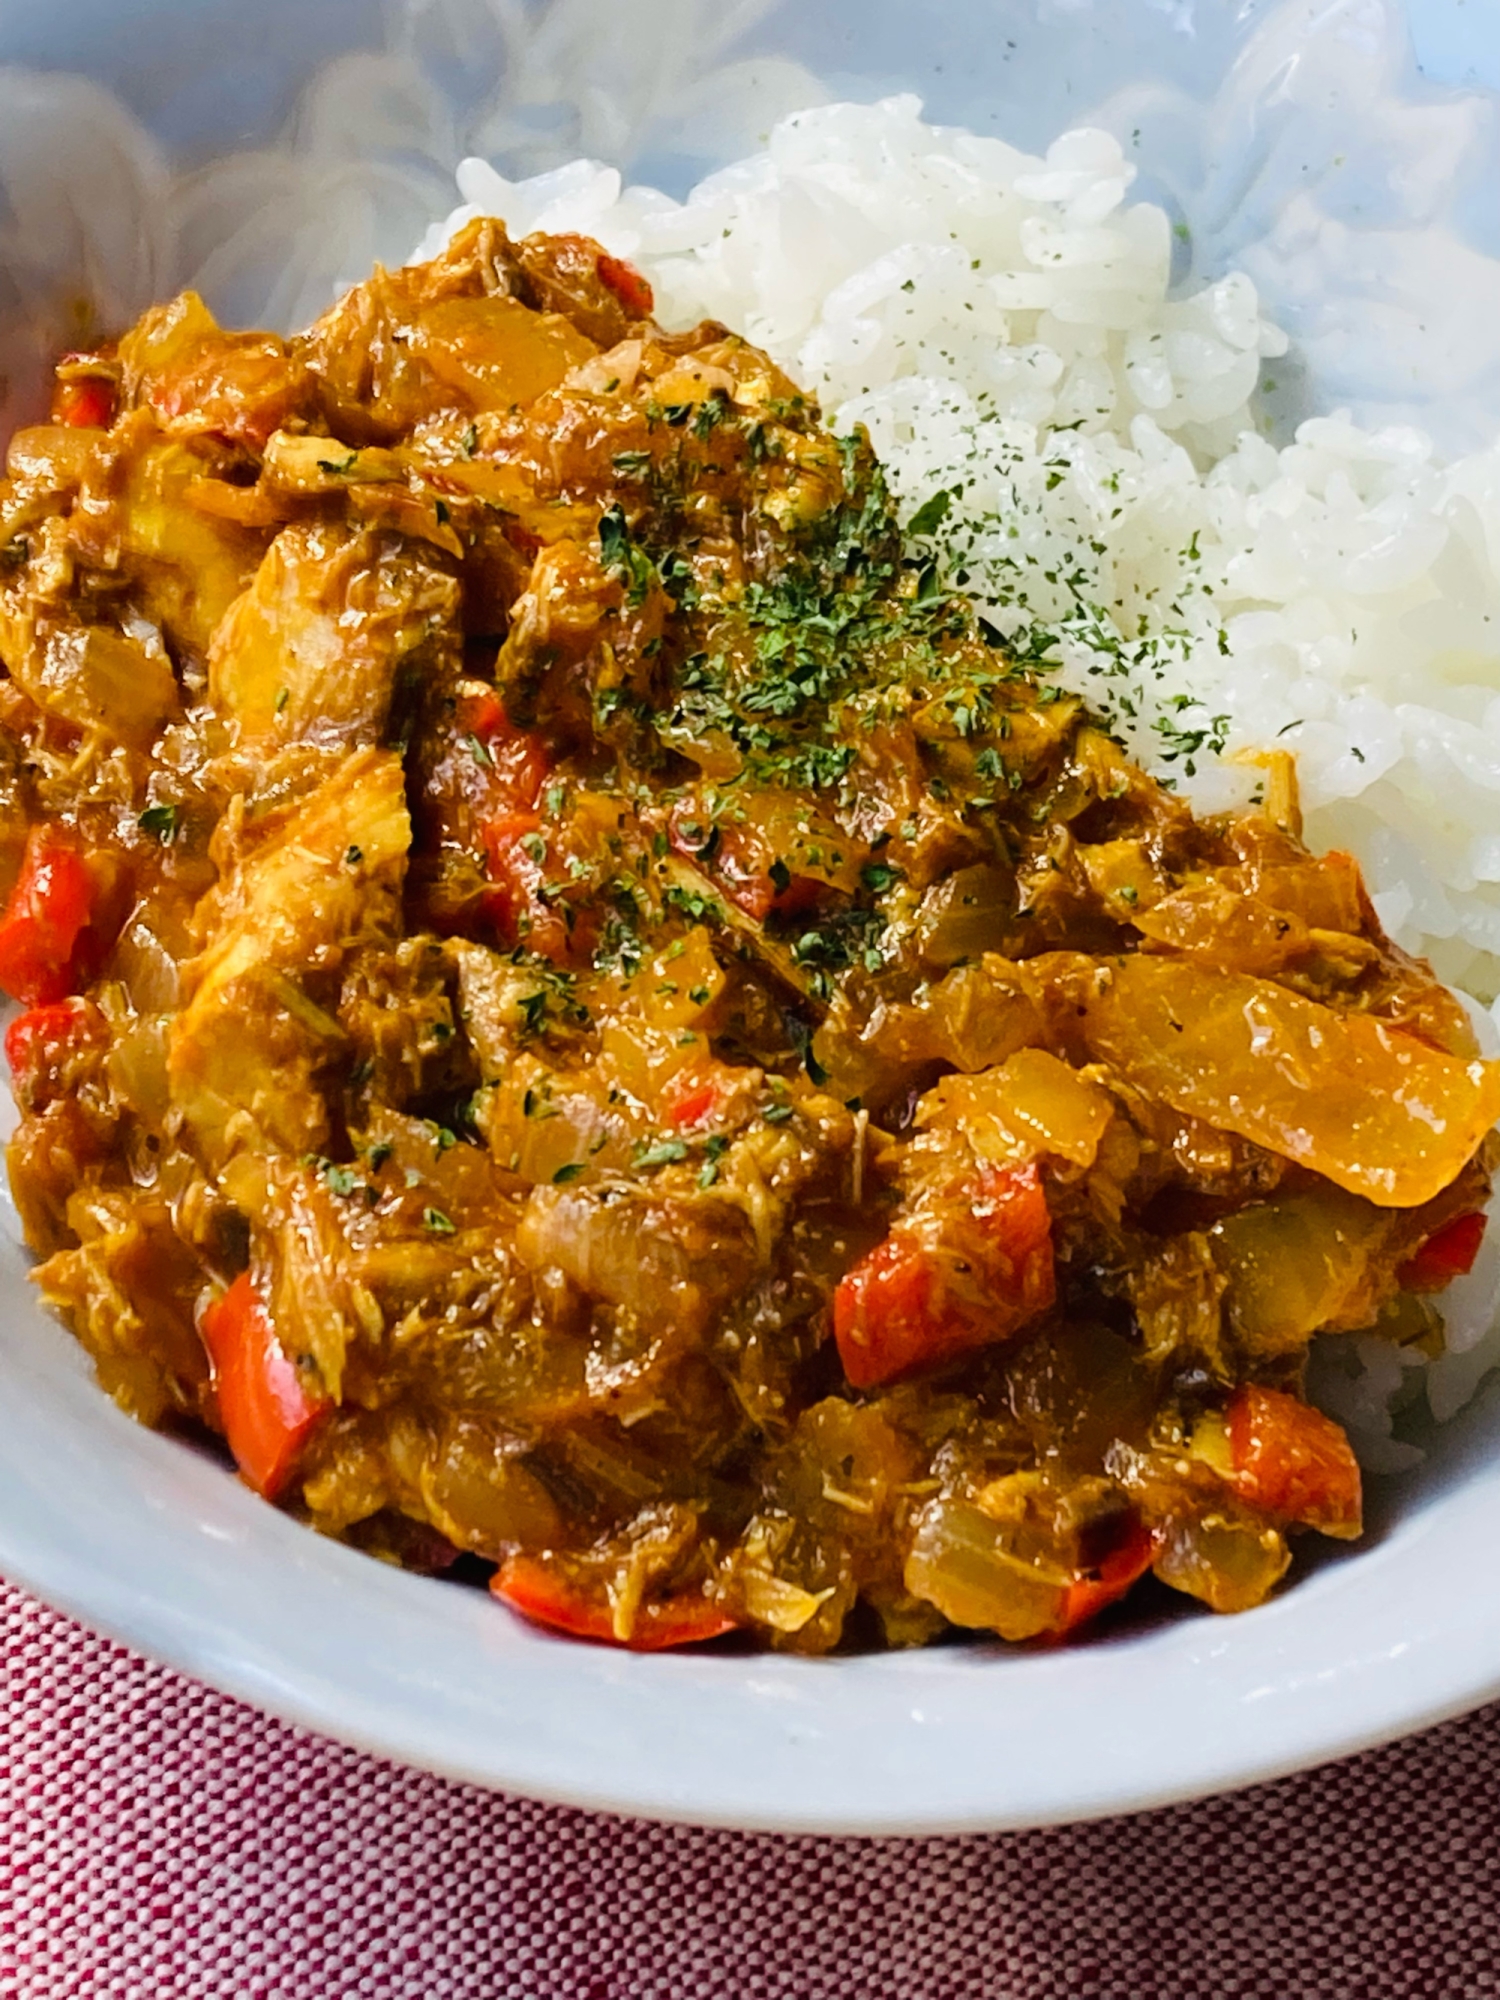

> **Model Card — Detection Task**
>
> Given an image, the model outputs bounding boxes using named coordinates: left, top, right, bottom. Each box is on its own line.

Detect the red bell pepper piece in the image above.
left=663, top=1071, right=726, bottom=1130
left=596, top=252, right=654, bottom=320
left=834, top=1236, right=965, bottom=1391
left=1398, top=1211, right=1487, bottom=1292
left=463, top=690, right=572, bottom=957
left=833, top=1162, right=1055, bottom=1389
left=723, top=867, right=826, bottom=924
left=198, top=1273, right=329, bottom=1501
left=0, top=826, right=99, bottom=1006
left=479, top=810, right=571, bottom=963
left=502, top=519, right=543, bottom=559
left=667, top=810, right=825, bottom=925
left=492, top=1554, right=738, bottom=1650
left=665, top=1080, right=718, bottom=1130
left=1225, top=1384, right=1361, bottom=1538
left=458, top=686, right=503, bottom=741
left=1049, top=1518, right=1158, bottom=1637
left=458, top=687, right=550, bottom=814
left=4, top=996, right=106, bottom=1086
left=51, top=369, right=115, bottom=429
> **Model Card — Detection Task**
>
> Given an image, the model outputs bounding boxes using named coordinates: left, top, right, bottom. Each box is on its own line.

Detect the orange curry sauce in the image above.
left=0, top=222, right=1494, bottom=1651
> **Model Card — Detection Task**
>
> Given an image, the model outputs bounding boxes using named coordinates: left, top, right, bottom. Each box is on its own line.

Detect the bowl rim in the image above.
left=4, top=1324, right=1499, bottom=1836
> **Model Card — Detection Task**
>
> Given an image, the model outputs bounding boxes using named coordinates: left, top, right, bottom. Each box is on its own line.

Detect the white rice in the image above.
left=419, top=96, right=1500, bottom=1459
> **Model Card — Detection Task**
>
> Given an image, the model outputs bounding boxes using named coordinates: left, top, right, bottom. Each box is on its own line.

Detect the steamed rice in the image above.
left=419, top=95, right=1500, bottom=1462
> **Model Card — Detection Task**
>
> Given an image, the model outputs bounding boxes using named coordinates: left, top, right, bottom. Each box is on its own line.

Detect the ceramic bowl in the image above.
left=1, top=0, right=1498, bottom=1834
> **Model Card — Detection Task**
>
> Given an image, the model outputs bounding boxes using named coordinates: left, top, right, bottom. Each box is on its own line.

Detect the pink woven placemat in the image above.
left=3, top=1579, right=1498, bottom=1999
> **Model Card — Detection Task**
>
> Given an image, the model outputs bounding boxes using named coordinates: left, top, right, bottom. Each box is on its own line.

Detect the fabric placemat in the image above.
left=2, top=1579, right=1497, bottom=2000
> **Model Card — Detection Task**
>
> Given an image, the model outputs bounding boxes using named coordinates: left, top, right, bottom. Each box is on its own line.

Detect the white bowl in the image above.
left=2, top=0, right=1499, bottom=1834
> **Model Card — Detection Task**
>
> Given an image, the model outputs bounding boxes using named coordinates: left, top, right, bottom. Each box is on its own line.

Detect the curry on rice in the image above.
left=0, top=220, right=1495, bottom=1651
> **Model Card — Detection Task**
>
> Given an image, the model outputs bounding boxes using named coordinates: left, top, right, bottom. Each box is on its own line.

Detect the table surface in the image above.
left=2, top=1580, right=1498, bottom=1999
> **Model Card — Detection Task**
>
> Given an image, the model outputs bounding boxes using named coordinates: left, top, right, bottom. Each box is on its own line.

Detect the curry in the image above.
left=0, top=221, right=1494, bottom=1651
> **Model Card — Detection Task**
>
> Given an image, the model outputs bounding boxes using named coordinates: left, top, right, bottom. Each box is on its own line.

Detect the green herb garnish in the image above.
left=137, top=803, right=180, bottom=845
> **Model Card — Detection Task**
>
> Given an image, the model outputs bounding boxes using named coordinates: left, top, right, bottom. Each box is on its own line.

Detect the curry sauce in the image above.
left=0, top=220, right=1495, bottom=1652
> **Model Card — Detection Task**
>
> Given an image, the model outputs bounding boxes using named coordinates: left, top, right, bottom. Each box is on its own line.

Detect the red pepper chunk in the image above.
left=1398, top=1211, right=1487, bottom=1292
left=480, top=810, right=571, bottom=964
left=667, top=811, right=826, bottom=925
left=198, top=1274, right=329, bottom=1501
left=503, top=520, right=543, bottom=560
left=4, top=996, right=106, bottom=1089
left=596, top=252, right=654, bottom=321
left=459, top=687, right=550, bottom=814
left=1049, top=1518, right=1158, bottom=1638
left=726, top=868, right=826, bottom=925
left=51, top=370, right=115, bottom=429
left=834, top=1163, right=1055, bottom=1389
left=1225, top=1384, right=1362, bottom=1540
left=664, top=1076, right=721, bottom=1130
left=0, top=826, right=98, bottom=1006
left=834, top=1237, right=962, bottom=1391
left=663, top=1060, right=742, bottom=1131
left=492, top=1555, right=738, bottom=1651
left=462, top=690, right=573, bottom=957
